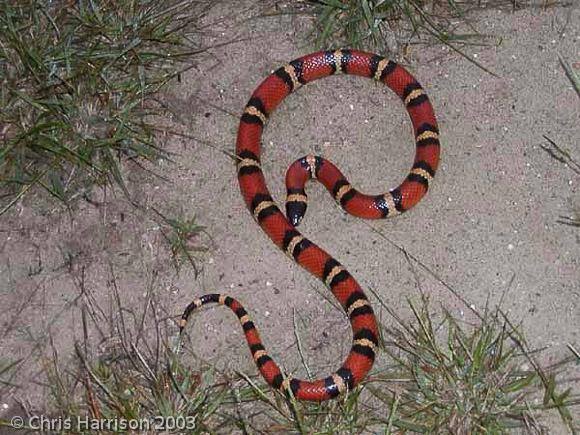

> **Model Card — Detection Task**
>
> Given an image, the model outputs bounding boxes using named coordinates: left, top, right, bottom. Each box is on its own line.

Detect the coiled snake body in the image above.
left=180, top=49, right=440, bottom=401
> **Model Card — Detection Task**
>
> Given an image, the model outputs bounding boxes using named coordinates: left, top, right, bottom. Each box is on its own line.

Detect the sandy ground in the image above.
left=1, top=0, right=579, bottom=431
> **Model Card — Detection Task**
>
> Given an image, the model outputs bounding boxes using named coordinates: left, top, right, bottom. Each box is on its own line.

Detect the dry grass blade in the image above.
left=293, top=308, right=314, bottom=380
left=559, top=54, right=580, bottom=98
left=541, top=135, right=580, bottom=175
left=557, top=215, right=580, bottom=227
left=540, top=134, right=580, bottom=227
left=0, top=358, right=22, bottom=389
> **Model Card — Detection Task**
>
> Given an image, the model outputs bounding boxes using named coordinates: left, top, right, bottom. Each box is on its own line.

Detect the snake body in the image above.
left=180, top=49, right=440, bottom=401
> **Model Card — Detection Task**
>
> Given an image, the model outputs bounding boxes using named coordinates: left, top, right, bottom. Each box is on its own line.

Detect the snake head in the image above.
left=286, top=200, right=307, bottom=227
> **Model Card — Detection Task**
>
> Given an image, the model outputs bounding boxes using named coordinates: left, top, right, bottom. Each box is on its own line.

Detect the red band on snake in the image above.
left=180, top=49, right=441, bottom=401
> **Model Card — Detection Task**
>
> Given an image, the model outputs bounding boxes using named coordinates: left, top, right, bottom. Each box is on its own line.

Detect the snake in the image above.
left=180, top=49, right=440, bottom=402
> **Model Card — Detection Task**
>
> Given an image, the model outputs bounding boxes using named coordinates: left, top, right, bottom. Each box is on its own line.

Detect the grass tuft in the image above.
left=165, top=213, right=211, bottom=275
left=180, top=296, right=579, bottom=433
left=0, top=0, right=204, bottom=214
left=31, top=269, right=230, bottom=434
left=372, top=295, right=579, bottom=433
left=148, top=206, right=211, bottom=276
left=302, top=0, right=501, bottom=73
left=5, top=280, right=577, bottom=433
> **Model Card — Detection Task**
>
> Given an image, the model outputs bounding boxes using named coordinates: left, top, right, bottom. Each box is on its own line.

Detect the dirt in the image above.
left=1, top=1, right=579, bottom=431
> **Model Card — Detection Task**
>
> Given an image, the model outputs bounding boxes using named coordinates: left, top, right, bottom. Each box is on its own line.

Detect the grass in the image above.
left=302, top=0, right=574, bottom=75
left=226, top=293, right=579, bottom=434
left=154, top=208, right=211, bottom=276
left=0, top=0, right=207, bottom=215
left=166, top=215, right=209, bottom=274
left=5, top=267, right=232, bottom=434
left=301, top=0, right=503, bottom=73
left=540, top=57, right=580, bottom=227
left=560, top=55, right=580, bottom=98
left=1, top=258, right=577, bottom=433
left=373, top=296, right=578, bottom=433
left=0, top=357, right=21, bottom=396
left=541, top=135, right=580, bottom=177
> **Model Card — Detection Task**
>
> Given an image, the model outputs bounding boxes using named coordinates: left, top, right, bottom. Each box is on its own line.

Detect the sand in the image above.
left=1, top=1, right=578, bottom=431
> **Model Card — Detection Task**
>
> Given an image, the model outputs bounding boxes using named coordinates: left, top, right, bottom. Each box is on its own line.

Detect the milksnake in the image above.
left=180, top=49, right=440, bottom=401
